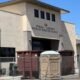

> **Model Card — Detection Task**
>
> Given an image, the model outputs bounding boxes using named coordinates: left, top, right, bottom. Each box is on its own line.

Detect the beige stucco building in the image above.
left=0, top=0, right=78, bottom=75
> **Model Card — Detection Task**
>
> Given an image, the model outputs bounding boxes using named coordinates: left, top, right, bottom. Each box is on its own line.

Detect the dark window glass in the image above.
left=52, top=14, right=55, bottom=21
left=0, top=47, right=15, bottom=57
left=32, top=41, right=42, bottom=50
left=46, top=12, right=50, bottom=20
left=40, top=11, right=45, bottom=19
left=34, top=9, right=39, bottom=18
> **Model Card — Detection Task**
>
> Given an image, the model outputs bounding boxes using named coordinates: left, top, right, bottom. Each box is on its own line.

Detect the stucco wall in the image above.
left=61, top=22, right=76, bottom=51
left=61, top=21, right=78, bottom=73
left=0, top=11, right=26, bottom=51
left=25, top=3, right=61, bottom=40
left=0, top=2, right=62, bottom=50
left=0, top=2, right=26, bottom=15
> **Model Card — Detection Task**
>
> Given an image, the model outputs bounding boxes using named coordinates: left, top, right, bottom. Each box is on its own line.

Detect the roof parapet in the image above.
left=0, top=0, right=70, bottom=14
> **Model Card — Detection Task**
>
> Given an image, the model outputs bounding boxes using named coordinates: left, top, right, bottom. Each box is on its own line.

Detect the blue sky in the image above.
left=0, top=0, right=9, bottom=2
left=0, top=0, right=80, bottom=35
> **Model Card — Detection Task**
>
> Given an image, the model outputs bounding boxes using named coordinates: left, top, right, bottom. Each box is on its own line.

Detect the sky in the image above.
left=0, top=0, right=9, bottom=2
left=0, top=0, right=80, bottom=35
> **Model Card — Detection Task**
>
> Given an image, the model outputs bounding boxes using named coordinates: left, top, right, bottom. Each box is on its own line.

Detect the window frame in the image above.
left=52, top=14, right=55, bottom=22
left=40, top=10, right=45, bottom=19
left=46, top=12, right=50, bottom=20
left=34, top=9, right=39, bottom=18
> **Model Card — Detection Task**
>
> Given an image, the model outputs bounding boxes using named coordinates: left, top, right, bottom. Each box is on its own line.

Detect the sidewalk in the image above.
left=61, top=74, right=80, bottom=80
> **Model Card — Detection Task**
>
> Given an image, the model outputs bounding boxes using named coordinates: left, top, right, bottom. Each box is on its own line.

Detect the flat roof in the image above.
left=0, top=0, right=70, bottom=14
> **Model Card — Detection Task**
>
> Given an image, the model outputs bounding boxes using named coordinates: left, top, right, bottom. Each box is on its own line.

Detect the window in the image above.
left=0, top=47, right=15, bottom=57
left=52, top=14, right=55, bottom=21
left=34, top=9, right=39, bottom=18
left=46, top=12, right=50, bottom=20
left=0, top=47, right=15, bottom=62
left=40, top=11, right=45, bottom=19
left=34, top=9, right=55, bottom=22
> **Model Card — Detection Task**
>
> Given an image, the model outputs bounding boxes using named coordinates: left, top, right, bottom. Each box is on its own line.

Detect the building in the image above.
left=0, top=0, right=78, bottom=78
left=76, top=36, right=80, bottom=75
left=76, top=36, right=80, bottom=56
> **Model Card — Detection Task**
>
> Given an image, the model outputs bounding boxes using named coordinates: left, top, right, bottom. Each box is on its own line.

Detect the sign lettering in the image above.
left=32, top=25, right=57, bottom=33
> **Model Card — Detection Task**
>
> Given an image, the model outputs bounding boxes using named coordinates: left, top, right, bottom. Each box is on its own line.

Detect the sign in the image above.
left=32, top=25, right=57, bottom=33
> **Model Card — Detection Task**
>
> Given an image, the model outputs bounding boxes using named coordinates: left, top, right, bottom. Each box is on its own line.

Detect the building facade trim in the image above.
left=0, top=0, right=69, bottom=14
